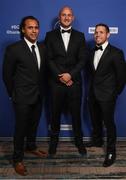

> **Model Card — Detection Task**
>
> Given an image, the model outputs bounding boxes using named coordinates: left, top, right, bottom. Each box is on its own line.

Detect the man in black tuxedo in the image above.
left=87, top=23, right=126, bottom=167
left=3, top=16, right=47, bottom=175
left=45, top=6, right=88, bottom=157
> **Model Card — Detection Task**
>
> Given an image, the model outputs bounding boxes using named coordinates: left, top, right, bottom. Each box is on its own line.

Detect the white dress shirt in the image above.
left=24, top=37, right=41, bottom=69
left=93, top=41, right=108, bottom=70
left=60, top=26, right=71, bottom=51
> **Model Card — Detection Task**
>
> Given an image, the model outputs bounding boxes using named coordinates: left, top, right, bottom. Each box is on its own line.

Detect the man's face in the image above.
left=22, top=19, right=39, bottom=43
left=94, top=26, right=110, bottom=45
left=59, top=7, right=74, bottom=28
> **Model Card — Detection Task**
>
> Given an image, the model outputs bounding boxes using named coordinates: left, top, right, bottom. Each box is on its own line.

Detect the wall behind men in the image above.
left=0, top=0, right=126, bottom=138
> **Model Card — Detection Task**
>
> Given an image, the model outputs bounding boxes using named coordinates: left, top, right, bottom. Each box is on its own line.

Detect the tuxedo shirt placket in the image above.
left=93, top=41, right=108, bottom=70
left=61, top=32, right=71, bottom=51
left=93, top=50, right=103, bottom=70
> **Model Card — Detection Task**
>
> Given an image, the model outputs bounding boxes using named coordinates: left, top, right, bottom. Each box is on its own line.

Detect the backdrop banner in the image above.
left=0, top=0, right=126, bottom=138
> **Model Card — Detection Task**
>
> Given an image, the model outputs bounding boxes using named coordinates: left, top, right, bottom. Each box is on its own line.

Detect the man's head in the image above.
left=59, top=6, right=74, bottom=28
left=94, top=23, right=110, bottom=45
left=20, top=16, right=40, bottom=43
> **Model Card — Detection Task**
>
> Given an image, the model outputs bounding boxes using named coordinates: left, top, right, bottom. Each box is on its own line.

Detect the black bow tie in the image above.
left=61, top=29, right=71, bottom=33
left=94, top=45, right=103, bottom=51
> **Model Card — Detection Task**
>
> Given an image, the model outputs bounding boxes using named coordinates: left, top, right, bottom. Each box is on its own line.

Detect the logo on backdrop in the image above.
left=6, top=24, right=20, bottom=35
left=49, top=124, right=72, bottom=131
left=88, top=27, right=118, bottom=34
left=53, top=20, right=60, bottom=29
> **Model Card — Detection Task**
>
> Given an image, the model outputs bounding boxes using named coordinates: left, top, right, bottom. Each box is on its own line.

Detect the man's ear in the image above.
left=107, top=32, right=110, bottom=39
left=72, top=15, right=75, bottom=22
left=22, top=27, right=25, bottom=33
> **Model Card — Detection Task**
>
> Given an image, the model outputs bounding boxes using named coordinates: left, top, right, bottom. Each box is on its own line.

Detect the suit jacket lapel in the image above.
left=55, top=28, right=74, bottom=54
left=67, top=29, right=75, bottom=53
left=96, top=44, right=110, bottom=71
left=22, top=40, right=39, bottom=70
left=91, top=50, right=95, bottom=72
left=55, top=29, right=66, bottom=53
left=22, top=40, right=31, bottom=55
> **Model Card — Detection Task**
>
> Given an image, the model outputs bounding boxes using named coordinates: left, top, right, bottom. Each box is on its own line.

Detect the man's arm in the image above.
left=2, top=46, right=16, bottom=97
left=113, top=49, right=126, bottom=94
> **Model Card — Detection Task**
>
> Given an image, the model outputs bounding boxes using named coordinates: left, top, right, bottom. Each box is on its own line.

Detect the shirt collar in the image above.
left=100, top=41, right=108, bottom=50
left=24, top=37, right=37, bottom=49
left=60, top=26, right=72, bottom=32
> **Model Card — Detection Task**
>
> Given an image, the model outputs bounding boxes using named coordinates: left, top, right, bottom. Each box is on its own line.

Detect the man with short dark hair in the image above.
left=87, top=23, right=126, bottom=167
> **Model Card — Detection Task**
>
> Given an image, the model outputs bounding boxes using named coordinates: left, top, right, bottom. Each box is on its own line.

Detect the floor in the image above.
left=0, top=140, right=126, bottom=179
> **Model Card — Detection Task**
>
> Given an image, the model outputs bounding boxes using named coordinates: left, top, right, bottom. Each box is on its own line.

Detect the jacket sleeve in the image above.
left=69, top=33, right=89, bottom=79
left=2, top=46, right=16, bottom=97
left=113, top=49, right=126, bottom=94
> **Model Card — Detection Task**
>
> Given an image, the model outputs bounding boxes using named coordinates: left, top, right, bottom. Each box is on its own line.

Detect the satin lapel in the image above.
left=56, top=29, right=66, bottom=53
left=67, top=30, right=75, bottom=53
left=96, top=44, right=110, bottom=71
left=91, top=50, right=95, bottom=72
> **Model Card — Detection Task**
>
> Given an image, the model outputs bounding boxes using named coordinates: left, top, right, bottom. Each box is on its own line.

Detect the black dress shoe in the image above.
left=103, top=153, right=116, bottom=167
left=48, top=142, right=57, bottom=158
left=77, top=145, right=87, bottom=156
left=48, top=135, right=58, bottom=158
left=85, top=141, right=103, bottom=147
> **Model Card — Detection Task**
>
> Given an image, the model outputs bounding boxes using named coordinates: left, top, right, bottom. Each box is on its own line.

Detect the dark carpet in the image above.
left=0, top=140, right=126, bottom=179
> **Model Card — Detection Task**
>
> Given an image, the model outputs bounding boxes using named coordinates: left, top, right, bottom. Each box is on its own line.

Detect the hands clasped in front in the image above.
left=58, top=73, right=73, bottom=86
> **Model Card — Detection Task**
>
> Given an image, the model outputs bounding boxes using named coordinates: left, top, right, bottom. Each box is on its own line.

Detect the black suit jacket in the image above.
left=45, top=28, right=88, bottom=84
left=3, top=40, right=46, bottom=104
left=89, top=43, right=126, bottom=101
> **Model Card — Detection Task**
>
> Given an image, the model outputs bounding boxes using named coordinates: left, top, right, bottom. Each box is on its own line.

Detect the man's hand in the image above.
left=58, top=73, right=73, bottom=86
left=58, top=73, right=71, bottom=83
